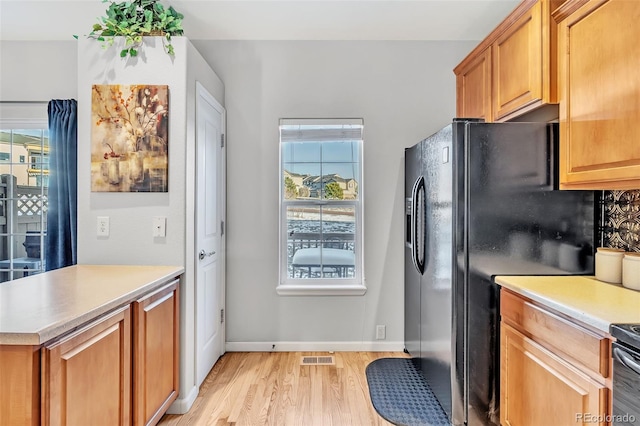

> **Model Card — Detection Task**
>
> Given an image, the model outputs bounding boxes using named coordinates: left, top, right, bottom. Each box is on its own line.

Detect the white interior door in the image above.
left=195, top=82, right=225, bottom=386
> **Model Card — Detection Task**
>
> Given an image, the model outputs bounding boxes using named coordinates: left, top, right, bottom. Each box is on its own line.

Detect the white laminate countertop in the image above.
left=0, top=264, right=184, bottom=345
left=495, top=275, right=640, bottom=334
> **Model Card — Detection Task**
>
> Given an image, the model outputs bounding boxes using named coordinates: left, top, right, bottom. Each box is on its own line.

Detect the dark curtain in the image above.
left=46, top=99, right=78, bottom=271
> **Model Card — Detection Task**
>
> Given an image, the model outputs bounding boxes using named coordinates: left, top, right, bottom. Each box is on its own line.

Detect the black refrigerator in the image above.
left=404, top=119, right=597, bottom=425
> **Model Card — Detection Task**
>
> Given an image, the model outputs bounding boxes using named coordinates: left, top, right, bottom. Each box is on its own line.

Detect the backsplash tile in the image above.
left=602, top=190, right=640, bottom=252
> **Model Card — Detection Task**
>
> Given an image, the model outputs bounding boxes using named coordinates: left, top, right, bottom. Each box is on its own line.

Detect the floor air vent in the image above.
left=301, top=356, right=335, bottom=365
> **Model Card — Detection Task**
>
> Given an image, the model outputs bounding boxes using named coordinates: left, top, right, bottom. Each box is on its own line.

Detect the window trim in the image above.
left=277, top=118, right=366, bottom=296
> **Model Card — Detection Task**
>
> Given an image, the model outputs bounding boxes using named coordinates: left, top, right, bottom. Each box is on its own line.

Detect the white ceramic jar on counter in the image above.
left=622, top=252, right=640, bottom=291
left=595, top=247, right=625, bottom=284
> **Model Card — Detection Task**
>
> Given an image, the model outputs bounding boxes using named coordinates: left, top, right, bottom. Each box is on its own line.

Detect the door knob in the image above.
left=199, top=249, right=216, bottom=260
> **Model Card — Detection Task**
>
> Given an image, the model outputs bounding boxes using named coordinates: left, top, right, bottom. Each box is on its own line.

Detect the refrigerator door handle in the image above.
left=410, top=177, right=419, bottom=272
left=411, top=176, right=426, bottom=275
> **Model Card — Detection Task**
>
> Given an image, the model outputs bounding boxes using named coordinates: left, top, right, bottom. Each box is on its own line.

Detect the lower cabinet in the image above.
left=501, top=324, right=608, bottom=426
left=500, top=288, right=610, bottom=426
left=42, top=306, right=132, bottom=426
left=2, top=277, right=181, bottom=426
left=133, top=280, right=180, bottom=426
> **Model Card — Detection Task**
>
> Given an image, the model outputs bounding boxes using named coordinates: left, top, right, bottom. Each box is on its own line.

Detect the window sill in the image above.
left=276, top=284, right=367, bottom=296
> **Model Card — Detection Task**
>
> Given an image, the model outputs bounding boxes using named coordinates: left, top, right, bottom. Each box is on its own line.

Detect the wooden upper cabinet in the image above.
left=455, top=47, right=492, bottom=120
left=556, top=0, right=640, bottom=189
left=494, top=1, right=551, bottom=120
left=454, top=0, right=563, bottom=122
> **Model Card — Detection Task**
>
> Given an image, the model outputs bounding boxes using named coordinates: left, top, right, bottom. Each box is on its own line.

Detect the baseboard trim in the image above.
left=225, top=341, right=404, bottom=352
left=166, top=384, right=199, bottom=414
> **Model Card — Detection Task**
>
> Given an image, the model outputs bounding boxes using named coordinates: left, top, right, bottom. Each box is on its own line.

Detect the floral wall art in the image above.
left=91, top=84, right=169, bottom=192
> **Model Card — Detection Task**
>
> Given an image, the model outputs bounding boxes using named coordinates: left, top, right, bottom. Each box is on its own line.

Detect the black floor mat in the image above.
left=365, top=358, right=451, bottom=426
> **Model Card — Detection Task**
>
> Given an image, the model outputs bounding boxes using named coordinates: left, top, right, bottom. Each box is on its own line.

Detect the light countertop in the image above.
left=495, top=275, right=640, bottom=334
left=0, top=264, right=184, bottom=345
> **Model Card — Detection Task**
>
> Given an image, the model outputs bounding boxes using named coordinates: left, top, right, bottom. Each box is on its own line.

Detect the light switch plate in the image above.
left=153, top=216, right=166, bottom=237
left=97, top=216, right=109, bottom=237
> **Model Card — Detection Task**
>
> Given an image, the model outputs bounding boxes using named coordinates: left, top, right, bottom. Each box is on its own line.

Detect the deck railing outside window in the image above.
left=287, top=232, right=355, bottom=278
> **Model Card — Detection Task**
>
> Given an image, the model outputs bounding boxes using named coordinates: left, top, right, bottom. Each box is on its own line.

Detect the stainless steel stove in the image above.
left=610, top=324, right=640, bottom=425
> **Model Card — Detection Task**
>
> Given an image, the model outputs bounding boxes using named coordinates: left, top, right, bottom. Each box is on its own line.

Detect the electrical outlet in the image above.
left=376, top=325, right=386, bottom=340
left=97, top=216, right=109, bottom=237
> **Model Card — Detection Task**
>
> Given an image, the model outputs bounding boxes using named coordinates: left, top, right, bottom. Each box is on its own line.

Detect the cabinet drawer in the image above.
left=500, top=289, right=609, bottom=377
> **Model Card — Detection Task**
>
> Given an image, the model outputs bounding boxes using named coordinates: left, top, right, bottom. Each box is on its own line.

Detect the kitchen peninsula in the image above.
left=0, top=264, right=183, bottom=426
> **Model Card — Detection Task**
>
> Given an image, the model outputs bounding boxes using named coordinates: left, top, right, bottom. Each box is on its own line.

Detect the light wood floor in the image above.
left=158, top=351, right=409, bottom=426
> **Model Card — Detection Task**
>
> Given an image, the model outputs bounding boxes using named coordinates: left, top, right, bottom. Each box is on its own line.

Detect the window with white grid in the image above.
left=278, top=118, right=365, bottom=296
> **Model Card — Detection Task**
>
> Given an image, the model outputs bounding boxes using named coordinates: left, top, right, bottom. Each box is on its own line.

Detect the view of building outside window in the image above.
left=280, top=121, right=362, bottom=283
left=0, top=129, right=48, bottom=282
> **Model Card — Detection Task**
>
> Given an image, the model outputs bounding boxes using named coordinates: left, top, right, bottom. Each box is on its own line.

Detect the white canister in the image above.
left=622, top=252, right=640, bottom=291
left=595, top=247, right=625, bottom=284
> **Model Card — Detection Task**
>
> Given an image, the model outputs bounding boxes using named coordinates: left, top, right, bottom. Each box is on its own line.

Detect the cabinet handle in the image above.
left=613, top=346, right=640, bottom=375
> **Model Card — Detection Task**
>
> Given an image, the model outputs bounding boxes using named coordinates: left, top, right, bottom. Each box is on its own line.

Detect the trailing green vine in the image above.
left=79, top=0, right=184, bottom=58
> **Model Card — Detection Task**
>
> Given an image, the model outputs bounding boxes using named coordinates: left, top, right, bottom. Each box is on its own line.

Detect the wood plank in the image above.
left=158, top=352, right=408, bottom=426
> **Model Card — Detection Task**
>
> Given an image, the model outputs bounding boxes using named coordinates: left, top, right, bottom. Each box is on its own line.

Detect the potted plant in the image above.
left=82, top=0, right=184, bottom=58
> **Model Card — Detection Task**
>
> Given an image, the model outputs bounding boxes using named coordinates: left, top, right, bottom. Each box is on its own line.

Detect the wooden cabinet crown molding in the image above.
left=552, top=0, right=593, bottom=22
left=454, top=0, right=539, bottom=75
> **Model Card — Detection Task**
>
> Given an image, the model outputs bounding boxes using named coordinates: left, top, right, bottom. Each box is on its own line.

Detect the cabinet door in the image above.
left=455, top=47, right=492, bottom=121
left=500, top=324, right=608, bottom=426
left=558, top=0, right=640, bottom=189
left=492, top=1, right=544, bottom=120
left=42, top=306, right=131, bottom=426
left=133, top=279, right=179, bottom=426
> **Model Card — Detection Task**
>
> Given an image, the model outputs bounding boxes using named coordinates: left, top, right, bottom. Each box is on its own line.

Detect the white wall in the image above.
left=74, top=37, right=224, bottom=412
left=1, top=38, right=476, bottom=350
left=76, top=37, right=188, bottom=266
left=192, top=40, right=475, bottom=350
left=0, top=41, right=77, bottom=101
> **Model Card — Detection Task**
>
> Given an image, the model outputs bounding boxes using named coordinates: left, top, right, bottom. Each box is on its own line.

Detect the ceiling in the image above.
left=0, top=0, right=519, bottom=41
